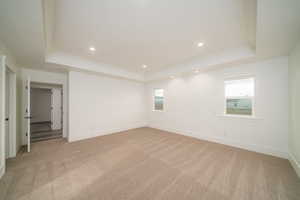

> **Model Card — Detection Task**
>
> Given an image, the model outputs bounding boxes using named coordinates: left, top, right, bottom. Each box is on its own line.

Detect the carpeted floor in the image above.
left=0, top=127, right=299, bottom=200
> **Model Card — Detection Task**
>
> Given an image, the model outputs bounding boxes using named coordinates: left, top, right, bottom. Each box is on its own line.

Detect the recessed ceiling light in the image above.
left=142, top=65, right=147, bottom=69
left=197, top=42, right=204, bottom=47
left=89, top=46, right=96, bottom=52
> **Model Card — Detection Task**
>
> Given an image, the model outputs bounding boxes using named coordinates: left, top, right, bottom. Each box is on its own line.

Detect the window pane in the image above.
left=226, top=98, right=252, bottom=115
left=154, top=96, right=164, bottom=110
left=154, top=89, right=164, bottom=111
left=154, top=89, right=164, bottom=97
left=225, top=78, right=254, bottom=97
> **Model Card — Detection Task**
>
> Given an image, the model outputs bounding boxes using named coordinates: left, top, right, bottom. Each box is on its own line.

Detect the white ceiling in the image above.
left=53, top=0, right=255, bottom=73
left=0, top=0, right=45, bottom=67
left=0, top=0, right=300, bottom=81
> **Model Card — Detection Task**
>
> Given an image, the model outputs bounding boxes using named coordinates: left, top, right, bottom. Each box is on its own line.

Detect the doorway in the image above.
left=30, top=82, right=63, bottom=142
left=0, top=55, right=17, bottom=178
left=4, top=67, right=16, bottom=159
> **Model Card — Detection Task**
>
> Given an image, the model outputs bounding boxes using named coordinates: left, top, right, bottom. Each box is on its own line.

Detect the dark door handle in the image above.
left=5, top=118, right=9, bottom=121
left=24, top=116, right=32, bottom=119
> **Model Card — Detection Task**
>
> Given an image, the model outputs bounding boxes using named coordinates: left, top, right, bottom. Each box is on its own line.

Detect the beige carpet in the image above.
left=0, top=127, right=299, bottom=200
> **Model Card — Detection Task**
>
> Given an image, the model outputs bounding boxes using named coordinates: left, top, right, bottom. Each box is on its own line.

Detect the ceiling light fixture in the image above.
left=89, top=46, right=96, bottom=52
left=197, top=42, right=204, bottom=47
left=142, top=65, right=147, bottom=69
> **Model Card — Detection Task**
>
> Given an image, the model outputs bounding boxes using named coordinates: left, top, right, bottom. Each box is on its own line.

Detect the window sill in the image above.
left=217, top=114, right=262, bottom=120
left=153, top=110, right=164, bottom=112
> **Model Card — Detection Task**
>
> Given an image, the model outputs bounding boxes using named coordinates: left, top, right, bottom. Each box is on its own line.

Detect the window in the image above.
left=154, top=89, right=164, bottom=111
left=225, top=77, right=254, bottom=116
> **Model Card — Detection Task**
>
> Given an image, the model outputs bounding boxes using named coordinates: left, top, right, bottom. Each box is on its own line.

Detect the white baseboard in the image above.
left=0, top=165, right=5, bottom=179
left=68, top=122, right=147, bottom=142
left=148, top=125, right=289, bottom=159
left=289, top=153, right=300, bottom=178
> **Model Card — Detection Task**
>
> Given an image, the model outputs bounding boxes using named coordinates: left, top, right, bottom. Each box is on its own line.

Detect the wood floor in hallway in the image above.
left=0, top=127, right=299, bottom=200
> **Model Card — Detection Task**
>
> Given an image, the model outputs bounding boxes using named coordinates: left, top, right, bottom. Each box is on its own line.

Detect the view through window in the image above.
left=154, top=89, right=164, bottom=111
left=225, top=78, right=254, bottom=116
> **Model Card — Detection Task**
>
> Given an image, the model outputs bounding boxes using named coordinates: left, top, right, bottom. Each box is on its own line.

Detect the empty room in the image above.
left=0, top=0, right=300, bottom=200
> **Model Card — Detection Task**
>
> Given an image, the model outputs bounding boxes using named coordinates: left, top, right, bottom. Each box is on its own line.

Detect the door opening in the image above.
left=30, top=82, right=63, bottom=143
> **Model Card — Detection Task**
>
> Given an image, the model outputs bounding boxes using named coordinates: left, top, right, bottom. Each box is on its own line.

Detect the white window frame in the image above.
left=153, top=88, right=164, bottom=112
left=224, top=77, right=255, bottom=117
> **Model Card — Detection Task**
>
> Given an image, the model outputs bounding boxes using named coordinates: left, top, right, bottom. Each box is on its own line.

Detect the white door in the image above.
left=24, top=78, right=31, bottom=152
left=0, top=56, right=6, bottom=175
left=5, top=70, right=9, bottom=158
left=51, top=88, right=62, bottom=130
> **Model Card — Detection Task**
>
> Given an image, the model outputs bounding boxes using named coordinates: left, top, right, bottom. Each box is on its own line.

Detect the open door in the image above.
left=5, top=70, right=10, bottom=158
left=51, top=88, right=62, bottom=130
left=0, top=56, right=6, bottom=177
left=24, top=78, right=31, bottom=152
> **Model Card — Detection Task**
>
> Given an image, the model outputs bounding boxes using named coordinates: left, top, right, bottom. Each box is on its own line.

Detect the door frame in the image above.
left=0, top=56, right=6, bottom=178
left=29, top=82, right=63, bottom=136
left=22, top=79, right=67, bottom=145
left=6, top=67, right=17, bottom=158
left=0, top=55, right=17, bottom=178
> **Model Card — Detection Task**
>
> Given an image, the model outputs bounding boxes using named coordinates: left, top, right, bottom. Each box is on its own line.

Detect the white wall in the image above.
left=30, top=88, right=52, bottom=123
left=146, top=57, right=289, bottom=158
left=21, top=68, right=68, bottom=143
left=0, top=41, right=18, bottom=73
left=68, top=71, right=146, bottom=142
left=289, top=41, right=300, bottom=177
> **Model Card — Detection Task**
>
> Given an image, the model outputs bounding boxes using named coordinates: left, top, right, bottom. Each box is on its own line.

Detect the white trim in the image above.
left=23, top=77, right=31, bottom=152
left=217, top=114, right=262, bottom=120
left=30, top=82, right=66, bottom=138
left=50, top=88, right=54, bottom=129
left=68, top=122, right=147, bottom=142
left=0, top=165, right=4, bottom=179
left=152, top=110, right=164, bottom=113
left=289, top=153, right=300, bottom=178
left=148, top=125, right=289, bottom=159
left=145, top=46, right=255, bottom=82
left=46, top=52, right=144, bottom=82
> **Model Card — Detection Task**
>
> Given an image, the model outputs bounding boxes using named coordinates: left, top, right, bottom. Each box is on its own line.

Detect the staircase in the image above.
left=31, top=130, right=62, bottom=142
left=30, top=121, right=63, bottom=142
